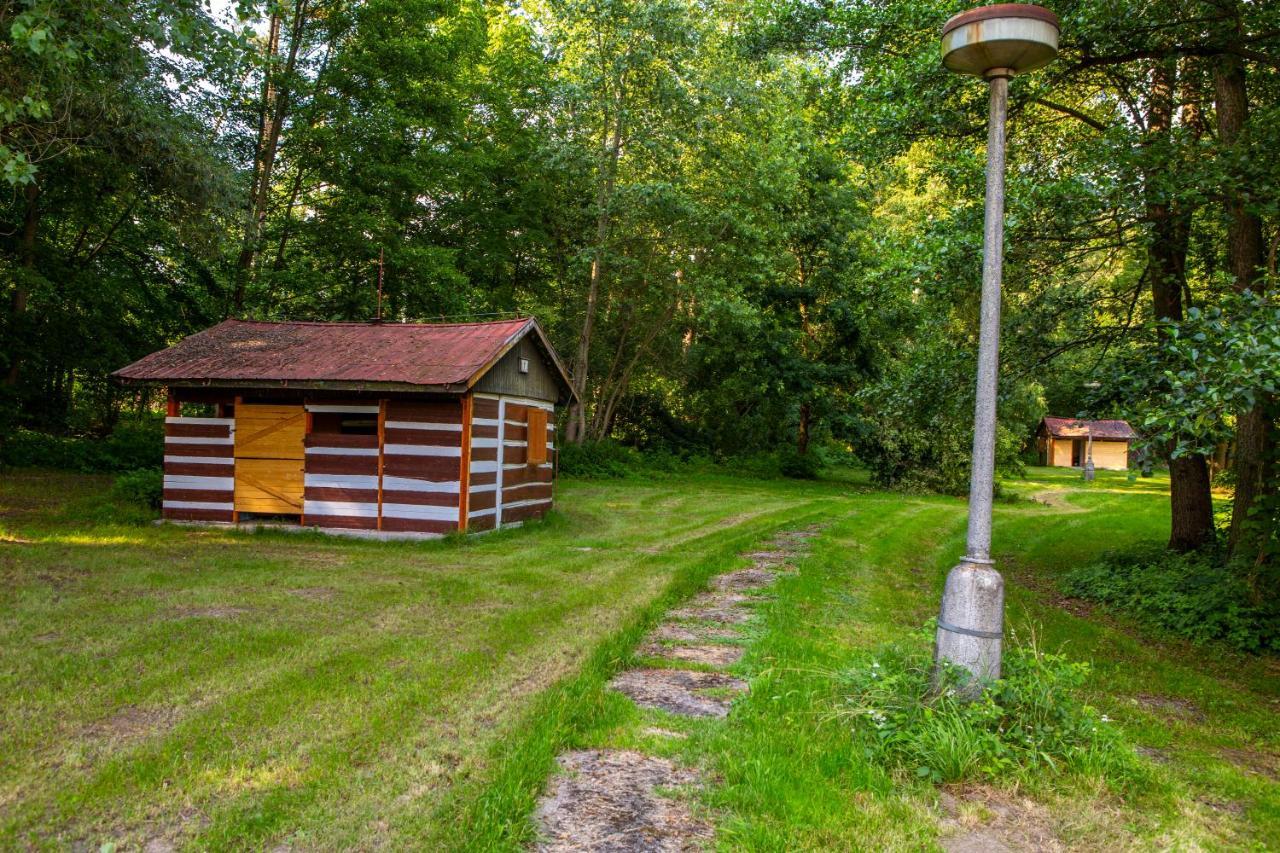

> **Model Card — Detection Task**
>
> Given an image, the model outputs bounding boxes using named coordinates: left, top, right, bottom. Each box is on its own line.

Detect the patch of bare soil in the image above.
left=1003, top=561, right=1095, bottom=618
left=1219, top=746, right=1279, bottom=780
left=648, top=623, right=742, bottom=644
left=534, top=750, right=711, bottom=852
left=669, top=592, right=757, bottom=625
left=1197, top=796, right=1246, bottom=816
left=710, top=568, right=778, bottom=592
left=938, top=785, right=1062, bottom=853
left=85, top=705, right=177, bottom=743
left=609, top=669, right=748, bottom=718
left=639, top=643, right=744, bottom=666
left=1136, top=745, right=1172, bottom=764
left=741, top=550, right=792, bottom=564
left=1028, top=490, right=1088, bottom=513
left=769, top=526, right=821, bottom=542
left=1135, top=693, right=1204, bottom=722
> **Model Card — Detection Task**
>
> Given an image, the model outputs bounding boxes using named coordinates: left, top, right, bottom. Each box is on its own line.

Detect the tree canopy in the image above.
left=3, top=0, right=1278, bottom=571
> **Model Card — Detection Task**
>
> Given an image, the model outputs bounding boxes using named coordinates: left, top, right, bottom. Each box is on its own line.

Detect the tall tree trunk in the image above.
left=233, top=2, right=307, bottom=314
left=566, top=104, right=624, bottom=444
left=1147, top=61, right=1215, bottom=551
left=4, top=182, right=39, bottom=387
left=1213, top=51, right=1272, bottom=560
left=797, top=402, right=811, bottom=455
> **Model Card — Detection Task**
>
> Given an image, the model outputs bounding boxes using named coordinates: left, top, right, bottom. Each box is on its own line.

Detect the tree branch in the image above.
left=1033, top=98, right=1110, bottom=131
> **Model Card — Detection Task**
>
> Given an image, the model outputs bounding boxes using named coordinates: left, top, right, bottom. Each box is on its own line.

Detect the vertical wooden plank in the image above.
left=376, top=399, right=386, bottom=531
left=166, top=393, right=179, bottom=418
left=458, top=394, right=473, bottom=531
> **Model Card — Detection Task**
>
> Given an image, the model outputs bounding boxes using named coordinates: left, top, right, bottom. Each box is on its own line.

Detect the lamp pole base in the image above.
left=933, top=559, right=1004, bottom=696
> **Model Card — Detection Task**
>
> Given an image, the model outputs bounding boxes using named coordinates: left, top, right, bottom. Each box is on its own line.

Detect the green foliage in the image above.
left=1061, top=544, right=1280, bottom=654
left=779, top=448, right=822, bottom=479
left=850, top=336, right=1041, bottom=494
left=1105, top=292, right=1280, bottom=461
left=556, top=439, right=642, bottom=478
left=840, top=630, right=1133, bottom=784
left=0, top=421, right=162, bottom=472
left=110, top=468, right=163, bottom=511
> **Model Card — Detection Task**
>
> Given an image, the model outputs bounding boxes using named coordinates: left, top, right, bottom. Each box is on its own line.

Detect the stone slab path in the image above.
left=531, top=525, right=822, bottom=851
left=534, top=750, right=711, bottom=853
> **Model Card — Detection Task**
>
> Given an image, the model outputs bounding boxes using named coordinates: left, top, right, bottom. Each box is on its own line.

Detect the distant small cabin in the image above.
left=113, top=317, right=575, bottom=537
left=1036, top=417, right=1136, bottom=471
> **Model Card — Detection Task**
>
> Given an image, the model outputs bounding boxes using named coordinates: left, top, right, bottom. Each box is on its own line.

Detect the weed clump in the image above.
left=838, top=630, right=1134, bottom=785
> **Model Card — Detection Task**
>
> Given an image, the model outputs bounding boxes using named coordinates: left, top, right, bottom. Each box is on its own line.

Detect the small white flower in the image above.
left=1100, top=714, right=1112, bottom=723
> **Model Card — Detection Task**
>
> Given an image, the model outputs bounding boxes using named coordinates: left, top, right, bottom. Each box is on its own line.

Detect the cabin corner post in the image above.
left=495, top=396, right=506, bottom=527
left=458, top=394, right=473, bottom=532
left=166, top=392, right=179, bottom=418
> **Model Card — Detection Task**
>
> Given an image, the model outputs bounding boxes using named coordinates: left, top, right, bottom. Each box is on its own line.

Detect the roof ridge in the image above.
left=222, top=317, right=532, bottom=329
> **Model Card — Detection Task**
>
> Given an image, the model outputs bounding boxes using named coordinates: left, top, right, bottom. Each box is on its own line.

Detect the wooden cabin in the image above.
left=1036, top=416, right=1136, bottom=471
left=113, top=318, right=574, bottom=537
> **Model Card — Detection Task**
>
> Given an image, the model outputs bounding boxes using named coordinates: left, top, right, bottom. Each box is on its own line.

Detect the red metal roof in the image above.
left=1040, top=416, right=1136, bottom=440
left=113, top=317, right=571, bottom=394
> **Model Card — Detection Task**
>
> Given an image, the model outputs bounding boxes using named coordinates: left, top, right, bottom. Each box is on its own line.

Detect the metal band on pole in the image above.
left=937, top=618, right=1003, bottom=640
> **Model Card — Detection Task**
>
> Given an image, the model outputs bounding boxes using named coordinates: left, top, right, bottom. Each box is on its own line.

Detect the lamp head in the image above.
left=942, top=4, right=1059, bottom=78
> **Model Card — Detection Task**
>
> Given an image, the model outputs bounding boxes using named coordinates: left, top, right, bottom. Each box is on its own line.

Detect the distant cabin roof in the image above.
left=1039, top=416, right=1136, bottom=440
left=113, top=317, right=574, bottom=400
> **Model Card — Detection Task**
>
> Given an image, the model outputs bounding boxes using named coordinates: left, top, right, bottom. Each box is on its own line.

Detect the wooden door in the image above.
left=234, top=404, right=305, bottom=514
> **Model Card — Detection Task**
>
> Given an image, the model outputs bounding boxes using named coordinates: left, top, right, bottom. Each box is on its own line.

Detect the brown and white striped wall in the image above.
left=466, top=393, right=555, bottom=533
left=162, top=415, right=235, bottom=523
left=301, top=403, right=381, bottom=530
left=161, top=391, right=555, bottom=536
left=380, top=399, right=466, bottom=535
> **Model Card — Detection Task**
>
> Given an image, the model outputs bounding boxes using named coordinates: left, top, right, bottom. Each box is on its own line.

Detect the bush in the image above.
left=838, top=629, right=1132, bottom=783
left=779, top=449, right=822, bottom=479
left=847, top=338, right=1040, bottom=495
left=112, top=468, right=163, bottom=510
left=1061, top=544, right=1280, bottom=654
left=556, top=439, right=642, bottom=478
left=1, top=420, right=163, bottom=472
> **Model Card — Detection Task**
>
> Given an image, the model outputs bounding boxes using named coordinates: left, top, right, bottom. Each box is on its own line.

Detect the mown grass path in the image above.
left=1, top=468, right=1276, bottom=849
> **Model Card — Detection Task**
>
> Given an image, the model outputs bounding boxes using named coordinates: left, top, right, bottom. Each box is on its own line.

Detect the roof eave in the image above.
left=112, top=376, right=472, bottom=395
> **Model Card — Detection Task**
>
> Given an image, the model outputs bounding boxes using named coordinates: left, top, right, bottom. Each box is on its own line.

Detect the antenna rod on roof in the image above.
left=376, top=247, right=384, bottom=323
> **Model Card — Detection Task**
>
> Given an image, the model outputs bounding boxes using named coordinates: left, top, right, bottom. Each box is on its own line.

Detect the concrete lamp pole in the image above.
left=934, top=5, right=1059, bottom=692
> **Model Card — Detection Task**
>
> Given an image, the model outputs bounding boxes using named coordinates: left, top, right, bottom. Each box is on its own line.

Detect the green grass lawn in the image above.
left=0, top=467, right=1275, bottom=849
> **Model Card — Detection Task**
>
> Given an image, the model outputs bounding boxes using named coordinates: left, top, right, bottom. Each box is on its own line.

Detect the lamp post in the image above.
left=933, top=5, right=1059, bottom=692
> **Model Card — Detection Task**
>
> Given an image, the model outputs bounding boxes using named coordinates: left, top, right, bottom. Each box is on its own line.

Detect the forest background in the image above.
left=1, top=0, right=1277, bottom=578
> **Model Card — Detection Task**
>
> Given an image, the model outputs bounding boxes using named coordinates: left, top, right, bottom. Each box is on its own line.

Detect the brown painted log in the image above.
left=163, top=488, right=234, bottom=503
left=383, top=427, right=463, bottom=446
left=165, top=462, right=235, bottom=477
left=305, top=456, right=378, bottom=475
left=379, top=516, right=457, bottom=534
left=165, top=423, right=231, bottom=438
left=379, top=489, right=457, bottom=507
